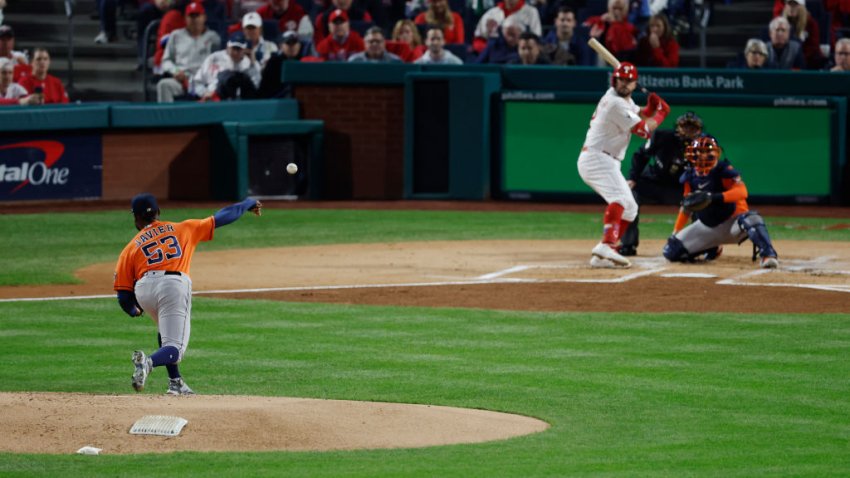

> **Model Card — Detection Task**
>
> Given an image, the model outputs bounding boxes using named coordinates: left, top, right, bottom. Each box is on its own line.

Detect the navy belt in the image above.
left=165, top=271, right=181, bottom=276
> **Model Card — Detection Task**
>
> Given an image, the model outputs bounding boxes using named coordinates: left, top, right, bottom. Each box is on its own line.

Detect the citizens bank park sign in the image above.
left=0, top=136, right=102, bottom=201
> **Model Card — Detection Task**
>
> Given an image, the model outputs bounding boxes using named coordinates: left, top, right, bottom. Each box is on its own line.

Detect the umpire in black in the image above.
left=619, top=111, right=704, bottom=256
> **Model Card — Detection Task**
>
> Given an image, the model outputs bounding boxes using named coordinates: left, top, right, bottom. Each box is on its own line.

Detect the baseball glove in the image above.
left=681, top=191, right=713, bottom=212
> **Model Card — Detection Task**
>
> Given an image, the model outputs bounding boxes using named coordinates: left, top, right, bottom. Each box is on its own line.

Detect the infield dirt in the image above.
left=2, top=237, right=849, bottom=454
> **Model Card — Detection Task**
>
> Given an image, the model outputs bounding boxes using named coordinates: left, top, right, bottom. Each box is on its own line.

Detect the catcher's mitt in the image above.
left=681, top=191, right=713, bottom=212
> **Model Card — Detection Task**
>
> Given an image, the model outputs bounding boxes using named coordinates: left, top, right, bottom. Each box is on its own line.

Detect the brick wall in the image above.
left=102, top=131, right=210, bottom=200
left=295, top=85, right=405, bottom=199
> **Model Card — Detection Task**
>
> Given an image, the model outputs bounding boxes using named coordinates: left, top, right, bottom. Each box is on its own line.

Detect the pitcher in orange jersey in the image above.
left=114, top=193, right=262, bottom=395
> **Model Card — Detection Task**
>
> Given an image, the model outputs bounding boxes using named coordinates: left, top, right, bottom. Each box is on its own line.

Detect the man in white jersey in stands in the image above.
left=578, top=62, right=670, bottom=269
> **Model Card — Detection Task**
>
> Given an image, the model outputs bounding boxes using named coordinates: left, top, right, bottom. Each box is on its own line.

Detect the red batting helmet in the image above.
left=611, top=62, right=638, bottom=86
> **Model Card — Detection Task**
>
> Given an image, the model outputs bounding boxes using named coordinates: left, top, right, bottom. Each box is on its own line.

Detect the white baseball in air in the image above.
left=286, top=163, right=298, bottom=175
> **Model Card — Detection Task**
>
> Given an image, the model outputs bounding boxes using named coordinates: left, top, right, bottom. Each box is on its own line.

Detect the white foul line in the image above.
left=2, top=258, right=849, bottom=303
left=477, top=265, right=532, bottom=280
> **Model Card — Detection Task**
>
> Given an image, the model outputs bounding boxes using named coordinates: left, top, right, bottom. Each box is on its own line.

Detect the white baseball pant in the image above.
left=134, top=271, right=192, bottom=361
left=577, top=151, right=638, bottom=221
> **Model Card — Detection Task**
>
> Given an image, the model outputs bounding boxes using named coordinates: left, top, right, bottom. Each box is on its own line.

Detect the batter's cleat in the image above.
left=591, top=242, right=631, bottom=267
left=618, top=245, right=637, bottom=257
left=590, top=256, right=630, bottom=269
left=166, top=378, right=195, bottom=396
left=131, top=350, right=152, bottom=392
left=760, top=256, right=779, bottom=269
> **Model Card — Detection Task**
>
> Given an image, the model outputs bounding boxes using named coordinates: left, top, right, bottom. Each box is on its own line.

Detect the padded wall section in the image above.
left=102, top=131, right=210, bottom=200
left=295, top=85, right=404, bottom=199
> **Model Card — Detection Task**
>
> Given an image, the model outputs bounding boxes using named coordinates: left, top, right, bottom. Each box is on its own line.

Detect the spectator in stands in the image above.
left=648, top=0, right=666, bottom=15
left=153, top=1, right=226, bottom=70
left=157, top=2, right=222, bottom=102
left=0, top=0, right=5, bottom=26
left=780, top=0, right=826, bottom=69
left=824, top=0, right=850, bottom=46
left=415, top=27, right=464, bottom=64
left=0, top=61, right=31, bottom=103
left=315, top=9, right=366, bottom=60
left=628, top=0, right=651, bottom=27
left=259, top=31, right=320, bottom=98
left=241, top=12, right=279, bottom=69
left=314, top=0, right=372, bottom=46
left=390, top=19, right=426, bottom=61
left=475, top=16, right=522, bottom=63
left=413, top=0, right=465, bottom=44
left=256, top=0, right=314, bottom=41
left=137, top=0, right=173, bottom=70
left=94, top=0, right=120, bottom=44
left=199, top=0, right=227, bottom=21
left=509, top=31, right=549, bottom=64
left=349, top=26, right=404, bottom=62
left=584, top=0, right=638, bottom=61
left=766, top=15, right=805, bottom=70
left=635, top=12, right=678, bottom=67
left=154, top=2, right=189, bottom=70
left=541, top=6, right=593, bottom=65
left=727, top=38, right=774, bottom=69
left=17, top=49, right=69, bottom=104
left=0, top=25, right=28, bottom=80
left=193, top=32, right=261, bottom=100
left=473, top=0, right=542, bottom=53
left=0, top=76, right=41, bottom=106
left=827, top=37, right=850, bottom=71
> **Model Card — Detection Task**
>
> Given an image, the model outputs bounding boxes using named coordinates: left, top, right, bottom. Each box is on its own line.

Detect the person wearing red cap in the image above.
left=157, top=2, right=221, bottom=102
left=315, top=9, right=365, bottom=61
left=577, top=62, right=669, bottom=269
left=17, top=48, right=69, bottom=104
left=313, top=0, right=371, bottom=45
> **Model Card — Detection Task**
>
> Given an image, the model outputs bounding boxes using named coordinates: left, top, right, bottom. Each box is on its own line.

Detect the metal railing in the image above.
left=64, top=0, right=75, bottom=89
left=695, top=0, right=712, bottom=68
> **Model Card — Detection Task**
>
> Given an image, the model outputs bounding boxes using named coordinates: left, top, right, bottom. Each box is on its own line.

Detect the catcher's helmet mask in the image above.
left=689, top=135, right=721, bottom=176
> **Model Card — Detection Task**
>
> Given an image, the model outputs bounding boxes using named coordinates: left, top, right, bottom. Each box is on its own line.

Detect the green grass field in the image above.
left=1, top=208, right=849, bottom=477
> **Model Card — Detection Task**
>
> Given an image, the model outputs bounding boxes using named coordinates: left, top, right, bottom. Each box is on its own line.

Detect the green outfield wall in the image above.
left=501, top=96, right=843, bottom=203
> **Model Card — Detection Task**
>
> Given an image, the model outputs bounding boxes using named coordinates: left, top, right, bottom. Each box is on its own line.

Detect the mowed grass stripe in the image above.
left=1, top=298, right=849, bottom=476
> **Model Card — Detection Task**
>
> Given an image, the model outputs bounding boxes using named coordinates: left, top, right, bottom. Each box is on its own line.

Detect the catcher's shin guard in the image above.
left=602, top=203, right=625, bottom=245
left=737, top=211, right=777, bottom=259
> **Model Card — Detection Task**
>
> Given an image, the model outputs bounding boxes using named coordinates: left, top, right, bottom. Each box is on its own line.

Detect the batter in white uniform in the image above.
left=578, top=62, right=670, bottom=268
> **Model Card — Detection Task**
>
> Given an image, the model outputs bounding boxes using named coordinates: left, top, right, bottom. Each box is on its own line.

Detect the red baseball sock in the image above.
left=602, top=203, right=625, bottom=245
left=617, top=219, right=631, bottom=245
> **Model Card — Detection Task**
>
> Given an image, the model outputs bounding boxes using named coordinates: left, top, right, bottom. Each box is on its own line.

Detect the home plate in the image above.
left=130, top=415, right=188, bottom=437
left=660, top=272, right=717, bottom=278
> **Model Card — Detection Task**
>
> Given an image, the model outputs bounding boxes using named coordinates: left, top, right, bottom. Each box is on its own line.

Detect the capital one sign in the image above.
left=0, top=136, right=102, bottom=201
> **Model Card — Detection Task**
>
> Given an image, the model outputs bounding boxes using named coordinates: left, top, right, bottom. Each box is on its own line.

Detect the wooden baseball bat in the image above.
left=588, top=37, right=620, bottom=69
left=587, top=38, right=648, bottom=94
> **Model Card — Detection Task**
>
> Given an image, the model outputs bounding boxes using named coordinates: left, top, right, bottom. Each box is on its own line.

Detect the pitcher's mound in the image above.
left=1, top=392, right=549, bottom=455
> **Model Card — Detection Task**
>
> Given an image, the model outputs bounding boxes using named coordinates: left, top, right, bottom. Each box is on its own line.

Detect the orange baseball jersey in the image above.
left=114, top=217, right=215, bottom=291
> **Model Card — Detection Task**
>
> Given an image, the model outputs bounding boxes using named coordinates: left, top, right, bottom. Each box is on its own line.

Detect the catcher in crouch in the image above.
left=662, top=135, right=780, bottom=269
